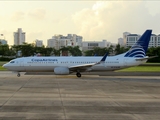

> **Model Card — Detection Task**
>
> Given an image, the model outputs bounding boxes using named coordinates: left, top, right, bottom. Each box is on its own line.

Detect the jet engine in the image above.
left=54, top=67, right=70, bottom=75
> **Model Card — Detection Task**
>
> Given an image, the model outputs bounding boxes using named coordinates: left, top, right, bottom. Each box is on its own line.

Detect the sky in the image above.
left=0, top=1, right=160, bottom=46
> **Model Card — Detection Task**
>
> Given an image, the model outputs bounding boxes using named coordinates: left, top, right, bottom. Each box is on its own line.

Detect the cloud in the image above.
left=146, top=1, right=160, bottom=16
left=11, top=11, right=25, bottom=22
left=72, top=1, right=160, bottom=43
left=28, top=8, right=46, bottom=20
left=72, top=8, right=100, bottom=39
left=27, top=31, right=43, bottom=43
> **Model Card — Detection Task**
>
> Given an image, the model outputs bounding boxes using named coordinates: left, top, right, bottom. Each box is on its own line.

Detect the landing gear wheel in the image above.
left=76, top=72, right=81, bottom=78
left=17, top=73, right=20, bottom=77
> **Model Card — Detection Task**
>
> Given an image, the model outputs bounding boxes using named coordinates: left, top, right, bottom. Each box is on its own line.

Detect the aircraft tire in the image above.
left=76, top=72, right=81, bottom=78
left=17, top=73, right=20, bottom=77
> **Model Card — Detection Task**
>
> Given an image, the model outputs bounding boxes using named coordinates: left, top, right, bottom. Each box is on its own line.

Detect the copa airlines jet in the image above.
left=3, top=30, right=153, bottom=77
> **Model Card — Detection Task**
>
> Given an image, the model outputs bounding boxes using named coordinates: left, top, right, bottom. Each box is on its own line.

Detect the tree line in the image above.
left=0, top=43, right=82, bottom=57
left=0, top=43, right=159, bottom=62
left=84, top=44, right=130, bottom=56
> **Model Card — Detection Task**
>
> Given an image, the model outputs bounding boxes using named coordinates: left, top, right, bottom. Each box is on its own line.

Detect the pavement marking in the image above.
left=1, top=75, right=33, bottom=108
left=57, top=79, right=67, bottom=120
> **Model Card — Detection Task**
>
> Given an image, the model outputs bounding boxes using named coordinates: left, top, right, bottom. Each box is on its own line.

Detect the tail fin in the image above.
left=124, top=30, right=152, bottom=58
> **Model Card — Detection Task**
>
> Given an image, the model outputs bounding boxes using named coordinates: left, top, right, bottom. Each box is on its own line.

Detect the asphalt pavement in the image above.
left=0, top=72, right=160, bottom=120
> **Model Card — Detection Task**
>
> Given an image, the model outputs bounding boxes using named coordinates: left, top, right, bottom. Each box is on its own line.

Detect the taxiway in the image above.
left=0, top=72, right=160, bottom=120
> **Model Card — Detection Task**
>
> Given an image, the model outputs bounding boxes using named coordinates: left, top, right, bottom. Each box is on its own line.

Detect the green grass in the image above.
left=0, top=61, right=7, bottom=71
left=117, top=66, right=160, bottom=72
left=0, top=66, right=7, bottom=71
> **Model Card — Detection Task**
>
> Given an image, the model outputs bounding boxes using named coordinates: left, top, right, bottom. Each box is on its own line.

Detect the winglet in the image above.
left=100, top=53, right=108, bottom=62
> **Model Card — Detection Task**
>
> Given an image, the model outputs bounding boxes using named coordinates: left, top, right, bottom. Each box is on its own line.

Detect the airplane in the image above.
left=3, top=30, right=153, bottom=78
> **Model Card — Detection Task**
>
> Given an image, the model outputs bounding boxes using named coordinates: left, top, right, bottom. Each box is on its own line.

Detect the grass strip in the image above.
left=0, top=66, right=7, bottom=71
left=117, top=66, right=160, bottom=72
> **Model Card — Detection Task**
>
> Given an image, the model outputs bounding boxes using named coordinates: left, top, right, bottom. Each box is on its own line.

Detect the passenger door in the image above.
left=17, top=60, right=25, bottom=71
left=124, top=58, right=128, bottom=66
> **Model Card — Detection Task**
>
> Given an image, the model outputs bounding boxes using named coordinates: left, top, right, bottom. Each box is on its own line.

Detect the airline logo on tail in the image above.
left=124, top=30, right=152, bottom=58
left=124, top=45, right=146, bottom=57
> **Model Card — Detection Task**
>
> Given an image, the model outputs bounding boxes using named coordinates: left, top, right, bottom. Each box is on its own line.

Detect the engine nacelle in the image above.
left=54, top=67, right=70, bottom=75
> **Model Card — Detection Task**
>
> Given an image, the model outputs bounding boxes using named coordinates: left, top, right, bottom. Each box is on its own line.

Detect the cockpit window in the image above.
left=10, top=61, right=15, bottom=63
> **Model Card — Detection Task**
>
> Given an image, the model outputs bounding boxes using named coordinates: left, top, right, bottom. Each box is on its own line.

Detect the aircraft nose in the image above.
left=2, top=64, right=7, bottom=68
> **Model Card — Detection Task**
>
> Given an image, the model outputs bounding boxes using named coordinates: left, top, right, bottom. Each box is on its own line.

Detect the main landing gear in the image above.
left=17, top=72, right=21, bottom=77
left=76, top=72, right=81, bottom=78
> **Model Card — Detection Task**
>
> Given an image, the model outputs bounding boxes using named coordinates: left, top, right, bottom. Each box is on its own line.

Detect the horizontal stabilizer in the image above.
left=135, top=56, right=158, bottom=61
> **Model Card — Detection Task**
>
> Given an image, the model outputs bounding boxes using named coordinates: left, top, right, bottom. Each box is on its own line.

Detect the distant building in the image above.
left=35, top=39, right=43, bottom=47
left=14, top=28, right=25, bottom=45
left=149, top=34, right=160, bottom=48
left=47, top=34, right=83, bottom=49
left=123, top=32, right=130, bottom=46
left=118, top=31, right=160, bottom=48
left=157, top=35, right=160, bottom=46
left=0, top=39, right=7, bottom=45
left=118, top=38, right=124, bottom=46
left=126, top=34, right=141, bottom=47
left=82, top=40, right=111, bottom=51
left=125, top=33, right=160, bottom=48
left=47, top=37, right=59, bottom=49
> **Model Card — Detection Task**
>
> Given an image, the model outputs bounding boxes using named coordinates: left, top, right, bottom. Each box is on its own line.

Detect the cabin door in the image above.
left=124, top=58, right=128, bottom=66
left=19, top=61, right=24, bottom=66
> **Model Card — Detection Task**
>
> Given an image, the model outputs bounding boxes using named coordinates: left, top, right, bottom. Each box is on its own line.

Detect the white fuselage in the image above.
left=3, top=54, right=147, bottom=72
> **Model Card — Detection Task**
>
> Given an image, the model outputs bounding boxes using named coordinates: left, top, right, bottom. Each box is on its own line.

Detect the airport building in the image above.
left=47, top=34, right=83, bottom=49
left=14, top=28, right=25, bottom=45
left=35, top=39, right=43, bottom=47
left=82, top=40, right=111, bottom=51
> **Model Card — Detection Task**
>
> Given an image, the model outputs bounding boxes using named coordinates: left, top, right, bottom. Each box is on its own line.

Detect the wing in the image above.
left=69, top=63, right=98, bottom=72
left=69, top=53, right=108, bottom=72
